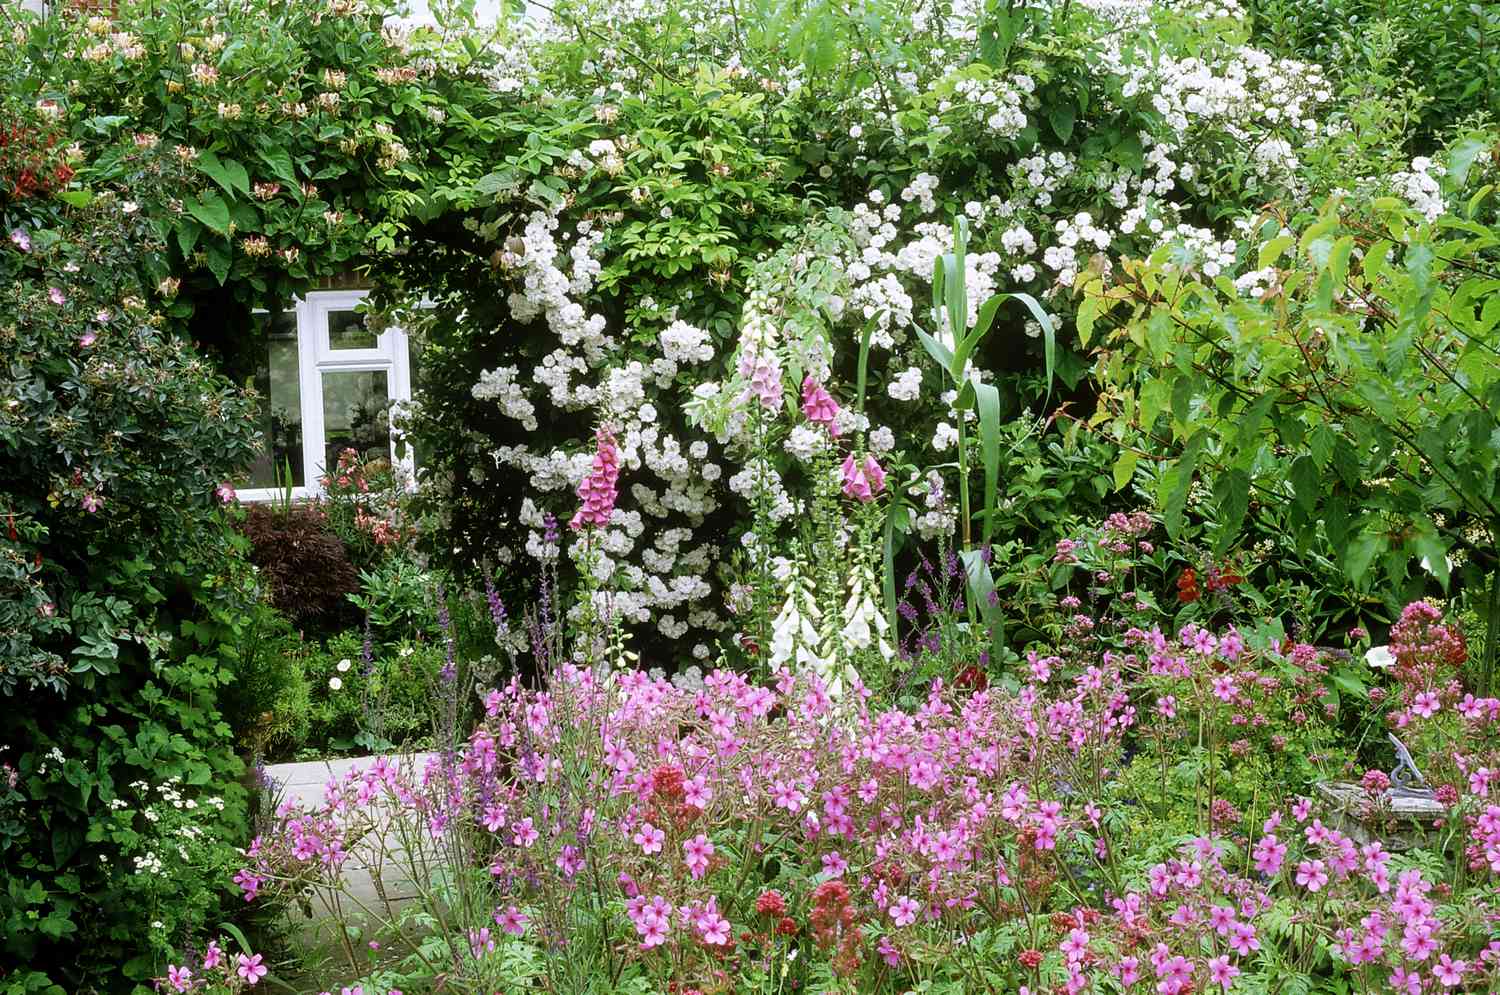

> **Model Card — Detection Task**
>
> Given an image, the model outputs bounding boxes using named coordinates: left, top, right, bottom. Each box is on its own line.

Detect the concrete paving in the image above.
left=262, top=753, right=441, bottom=930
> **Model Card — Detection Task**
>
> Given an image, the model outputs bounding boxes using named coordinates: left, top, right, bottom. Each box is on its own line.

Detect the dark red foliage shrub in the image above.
left=237, top=504, right=359, bottom=629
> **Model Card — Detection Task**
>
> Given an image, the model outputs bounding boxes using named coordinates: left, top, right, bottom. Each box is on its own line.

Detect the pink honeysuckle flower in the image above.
left=800, top=376, right=841, bottom=436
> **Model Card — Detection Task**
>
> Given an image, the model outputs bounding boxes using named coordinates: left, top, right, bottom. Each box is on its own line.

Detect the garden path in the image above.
left=264, top=753, right=439, bottom=929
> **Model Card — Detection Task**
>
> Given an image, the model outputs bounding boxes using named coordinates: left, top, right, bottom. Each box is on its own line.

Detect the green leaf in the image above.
left=974, top=382, right=1002, bottom=546
left=196, top=150, right=250, bottom=198
left=257, top=146, right=300, bottom=193
left=1444, top=137, right=1488, bottom=192
left=204, top=241, right=232, bottom=285
left=1048, top=103, right=1075, bottom=143
left=1112, top=449, right=1138, bottom=492
left=1214, top=468, right=1251, bottom=550
left=186, top=194, right=231, bottom=236
left=1345, top=529, right=1383, bottom=586
left=176, top=221, right=200, bottom=258
left=1162, top=430, right=1206, bottom=537
left=1289, top=455, right=1319, bottom=517
left=915, top=328, right=955, bottom=376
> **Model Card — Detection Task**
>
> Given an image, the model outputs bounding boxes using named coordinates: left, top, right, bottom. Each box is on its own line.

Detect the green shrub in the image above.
left=219, top=602, right=312, bottom=759
left=0, top=129, right=262, bottom=988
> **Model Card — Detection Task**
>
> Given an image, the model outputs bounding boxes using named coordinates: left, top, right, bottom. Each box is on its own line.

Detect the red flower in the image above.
left=1177, top=568, right=1200, bottom=604
left=755, top=890, right=786, bottom=918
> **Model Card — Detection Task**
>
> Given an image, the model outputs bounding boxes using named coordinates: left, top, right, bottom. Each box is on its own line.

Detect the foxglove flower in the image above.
left=569, top=425, right=620, bottom=530
left=800, top=376, right=840, bottom=436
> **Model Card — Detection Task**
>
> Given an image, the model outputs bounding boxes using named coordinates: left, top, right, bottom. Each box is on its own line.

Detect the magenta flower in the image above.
left=49, top=287, right=66, bottom=305
left=1295, top=858, right=1329, bottom=892
left=799, top=376, right=841, bottom=436
left=166, top=965, right=191, bottom=992
left=1251, top=833, right=1286, bottom=875
left=203, top=942, right=222, bottom=968
left=632, top=821, right=664, bottom=855
left=1412, top=691, right=1440, bottom=718
left=78, top=331, right=97, bottom=348
left=236, top=953, right=267, bottom=985
left=569, top=425, right=620, bottom=530
left=511, top=817, right=539, bottom=848
left=495, top=905, right=528, bottom=937
left=1206, top=955, right=1239, bottom=990
left=840, top=452, right=886, bottom=502
left=9, top=229, right=29, bottom=251
left=682, top=833, right=713, bottom=879
left=890, top=895, right=919, bottom=927
left=80, top=492, right=103, bottom=513
left=215, top=481, right=237, bottom=504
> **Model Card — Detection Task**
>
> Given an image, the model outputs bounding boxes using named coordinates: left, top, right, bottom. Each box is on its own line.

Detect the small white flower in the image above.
left=1365, top=646, right=1395, bottom=670
left=336, top=658, right=352, bottom=672
left=328, top=676, right=343, bottom=690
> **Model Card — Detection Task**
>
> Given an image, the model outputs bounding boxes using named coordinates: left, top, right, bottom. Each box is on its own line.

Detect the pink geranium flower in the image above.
left=236, top=953, right=267, bottom=985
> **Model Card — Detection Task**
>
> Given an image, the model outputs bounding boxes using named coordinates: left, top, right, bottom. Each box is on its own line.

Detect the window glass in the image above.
left=237, top=311, right=305, bottom=489
left=328, top=308, right=378, bottom=350
left=320, top=370, right=390, bottom=480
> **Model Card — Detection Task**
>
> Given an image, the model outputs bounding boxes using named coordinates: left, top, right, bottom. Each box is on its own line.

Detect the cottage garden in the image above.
left=3, top=0, right=1500, bottom=992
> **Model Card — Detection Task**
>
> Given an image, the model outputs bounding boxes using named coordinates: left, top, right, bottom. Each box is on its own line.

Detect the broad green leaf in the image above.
left=916, top=328, right=955, bottom=375
left=186, top=194, right=231, bottom=236
left=257, top=146, right=300, bottom=193
left=1214, top=468, right=1251, bottom=551
left=974, top=382, right=1002, bottom=546
left=196, top=150, right=250, bottom=198
left=1112, top=449, right=1138, bottom=492
left=1345, top=529, right=1383, bottom=586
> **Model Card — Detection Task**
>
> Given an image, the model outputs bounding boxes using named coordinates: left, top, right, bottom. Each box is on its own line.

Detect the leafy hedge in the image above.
left=0, top=123, right=262, bottom=990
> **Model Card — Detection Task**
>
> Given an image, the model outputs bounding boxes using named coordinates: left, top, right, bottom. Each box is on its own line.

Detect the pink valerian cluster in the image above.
left=840, top=452, right=886, bottom=502
left=799, top=376, right=841, bottom=436
left=569, top=424, right=620, bottom=530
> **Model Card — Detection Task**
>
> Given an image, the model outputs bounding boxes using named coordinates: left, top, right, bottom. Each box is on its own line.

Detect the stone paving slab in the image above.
left=263, top=753, right=441, bottom=924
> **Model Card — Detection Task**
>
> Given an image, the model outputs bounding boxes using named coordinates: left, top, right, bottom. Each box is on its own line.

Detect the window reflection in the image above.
left=321, top=370, right=390, bottom=481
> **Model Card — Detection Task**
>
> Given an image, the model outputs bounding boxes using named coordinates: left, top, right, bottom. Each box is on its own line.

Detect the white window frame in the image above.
left=239, top=290, right=413, bottom=503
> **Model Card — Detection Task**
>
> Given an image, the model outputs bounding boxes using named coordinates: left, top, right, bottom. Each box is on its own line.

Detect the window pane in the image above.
left=236, top=312, right=305, bottom=489
left=328, top=309, right=378, bottom=350
left=321, top=369, right=390, bottom=480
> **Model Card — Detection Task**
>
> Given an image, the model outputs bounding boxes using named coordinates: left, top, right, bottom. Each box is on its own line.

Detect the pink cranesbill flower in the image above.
left=203, top=942, right=223, bottom=968
left=569, top=425, right=620, bottom=530
left=682, top=834, right=713, bottom=878
left=1412, top=691, right=1440, bottom=718
left=800, top=376, right=841, bottom=436
left=166, top=966, right=191, bottom=992
left=9, top=229, right=30, bottom=251
left=890, top=895, right=919, bottom=927
left=495, top=905, right=527, bottom=936
left=236, top=953, right=267, bottom=985
left=1295, top=858, right=1329, bottom=892
left=1206, top=955, right=1239, bottom=990
left=215, top=481, right=237, bottom=503
left=49, top=287, right=66, bottom=305
left=633, top=821, right=665, bottom=855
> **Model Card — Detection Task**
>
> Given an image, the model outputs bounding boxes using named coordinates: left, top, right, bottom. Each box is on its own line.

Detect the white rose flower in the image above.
left=336, top=658, right=351, bottom=672
left=328, top=676, right=343, bottom=690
